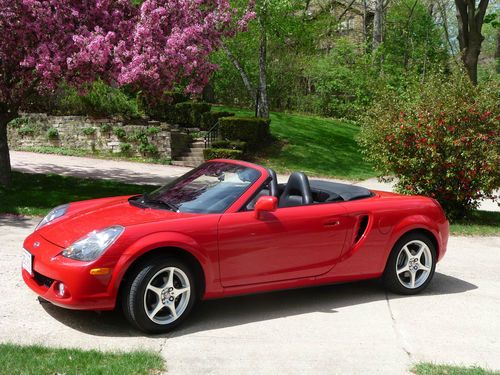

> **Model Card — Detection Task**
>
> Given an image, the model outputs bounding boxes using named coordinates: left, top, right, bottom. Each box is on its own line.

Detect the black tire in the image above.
left=122, top=256, right=197, bottom=333
left=383, top=232, right=437, bottom=295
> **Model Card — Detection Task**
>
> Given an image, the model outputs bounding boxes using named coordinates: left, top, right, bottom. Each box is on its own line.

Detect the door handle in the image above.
left=323, top=220, right=340, bottom=227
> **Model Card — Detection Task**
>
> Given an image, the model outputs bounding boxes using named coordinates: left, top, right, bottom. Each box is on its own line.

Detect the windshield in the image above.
left=141, top=162, right=261, bottom=214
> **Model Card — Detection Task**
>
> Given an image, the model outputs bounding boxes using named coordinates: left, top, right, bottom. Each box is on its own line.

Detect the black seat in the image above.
left=279, top=172, right=313, bottom=207
left=267, top=168, right=279, bottom=197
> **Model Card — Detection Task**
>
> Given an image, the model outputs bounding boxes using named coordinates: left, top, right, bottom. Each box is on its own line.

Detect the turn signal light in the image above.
left=89, top=268, right=110, bottom=276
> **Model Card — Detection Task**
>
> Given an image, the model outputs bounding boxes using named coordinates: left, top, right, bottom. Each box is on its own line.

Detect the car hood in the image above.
left=38, top=196, right=191, bottom=248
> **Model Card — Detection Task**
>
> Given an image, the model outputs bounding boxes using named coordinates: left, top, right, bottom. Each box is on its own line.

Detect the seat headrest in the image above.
left=279, top=172, right=313, bottom=207
left=266, top=168, right=279, bottom=197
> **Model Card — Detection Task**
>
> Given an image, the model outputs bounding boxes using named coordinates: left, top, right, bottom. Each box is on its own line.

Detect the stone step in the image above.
left=191, top=142, right=205, bottom=149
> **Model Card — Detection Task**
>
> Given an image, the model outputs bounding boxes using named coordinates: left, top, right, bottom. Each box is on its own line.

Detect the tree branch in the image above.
left=454, top=0, right=469, bottom=50
left=475, top=0, right=489, bottom=27
left=337, top=0, right=357, bottom=22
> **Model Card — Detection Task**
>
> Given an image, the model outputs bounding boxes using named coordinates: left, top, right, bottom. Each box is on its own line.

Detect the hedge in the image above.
left=175, top=102, right=211, bottom=127
left=203, top=148, right=243, bottom=160
left=200, top=111, right=235, bottom=130
left=145, top=100, right=211, bottom=128
left=218, top=117, right=271, bottom=148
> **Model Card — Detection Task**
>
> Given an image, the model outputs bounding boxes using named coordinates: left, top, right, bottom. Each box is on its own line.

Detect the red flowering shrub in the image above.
left=359, top=73, right=499, bottom=220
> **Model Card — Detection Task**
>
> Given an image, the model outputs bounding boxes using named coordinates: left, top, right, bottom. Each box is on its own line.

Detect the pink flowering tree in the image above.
left=0, top=0, right=248, bottom=187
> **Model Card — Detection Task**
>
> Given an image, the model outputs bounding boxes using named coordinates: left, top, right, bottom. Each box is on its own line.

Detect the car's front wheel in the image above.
left=383, top=233, right=436, bottom=295
left=122, top=256, right=197, bottom=333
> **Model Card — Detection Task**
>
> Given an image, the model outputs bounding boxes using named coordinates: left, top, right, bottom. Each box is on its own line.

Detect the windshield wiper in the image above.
left=142, top=194, right=179, bottom=212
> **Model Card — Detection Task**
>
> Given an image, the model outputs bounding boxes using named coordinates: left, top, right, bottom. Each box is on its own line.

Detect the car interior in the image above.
left=246, top=169, right=373, bottom=210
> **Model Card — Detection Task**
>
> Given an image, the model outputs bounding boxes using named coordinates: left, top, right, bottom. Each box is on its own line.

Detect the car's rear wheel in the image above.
left=383, top=233, right=436, bottom=295
left=122, top=256, right=197, bottom=333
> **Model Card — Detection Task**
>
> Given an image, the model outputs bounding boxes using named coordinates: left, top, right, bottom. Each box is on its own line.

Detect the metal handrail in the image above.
left=204, top=121, right=220, bottom=149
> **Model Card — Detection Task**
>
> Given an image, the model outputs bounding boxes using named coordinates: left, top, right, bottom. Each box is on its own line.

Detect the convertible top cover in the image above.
left=309, top=180, right=373, bottom=202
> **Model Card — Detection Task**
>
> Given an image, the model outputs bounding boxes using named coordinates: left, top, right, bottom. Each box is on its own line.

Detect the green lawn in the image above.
left=0, top=172, right=156, bottom=216
left=413, top=363, right=499, bottom=375
left=450, top=211, right=500, bottom=236
left=216, top=106, right=375, bottom=180
left=0, top=343, right=164, bottom=375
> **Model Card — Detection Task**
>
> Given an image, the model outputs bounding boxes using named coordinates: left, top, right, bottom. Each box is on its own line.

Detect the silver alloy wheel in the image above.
left=143, top=267, right=191, bottom=325
left=395, top=240, right=432, bottom=289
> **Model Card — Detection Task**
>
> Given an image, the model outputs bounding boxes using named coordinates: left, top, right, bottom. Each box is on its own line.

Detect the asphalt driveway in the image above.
left=0, top=214, right=498, bottom=374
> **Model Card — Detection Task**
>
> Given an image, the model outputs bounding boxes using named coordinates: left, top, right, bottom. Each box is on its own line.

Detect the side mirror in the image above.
left=254, top=196, right=278, bottom=219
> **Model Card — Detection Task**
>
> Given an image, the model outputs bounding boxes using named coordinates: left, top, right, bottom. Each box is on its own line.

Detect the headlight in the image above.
left=61, top=226, right=124, bottom=261
left=36, top=204, right=69, bottom=230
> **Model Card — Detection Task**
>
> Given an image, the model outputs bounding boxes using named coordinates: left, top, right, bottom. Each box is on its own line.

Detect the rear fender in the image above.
left=387, top=215, right=442, bottom=261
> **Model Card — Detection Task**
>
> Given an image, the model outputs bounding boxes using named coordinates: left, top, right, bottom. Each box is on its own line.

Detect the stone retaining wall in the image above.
left=7, top=113, right=192, bottom=160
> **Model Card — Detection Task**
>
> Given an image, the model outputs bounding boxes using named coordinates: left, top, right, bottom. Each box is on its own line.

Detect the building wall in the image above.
left=7, top=113, right=191, bottom=160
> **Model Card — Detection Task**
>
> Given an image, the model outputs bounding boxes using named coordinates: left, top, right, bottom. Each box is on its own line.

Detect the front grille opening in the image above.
left=34, top=271, right=54, bottom=288
left=354, top=215, right=369, bottom=243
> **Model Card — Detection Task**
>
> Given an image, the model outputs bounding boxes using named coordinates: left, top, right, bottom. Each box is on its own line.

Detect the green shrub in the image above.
left=219, top=117, right=271, bottom=148
left=203, top=148, right=243, bottom=160
left=120, top=142, right=132, bottom=154
left=113, top=127, right=127, bottom=139
left=99, top=123, right=112, bottom=133
left=82, top=127, right=96, bottom=136
left=47, top=128, right=59, bottom=140
left=18, top=126, right=36, bottom=137
left=146, top=126, right=161, bottom=135
left=8, top=118, right=29, bottom=129
left=127, top=129, right=148, bottom=143
left=174, top=102, right=211, bottom=127
left=201, top=111, right=235, bottom=130
left=139, top=143, right=158, bottom=156
left=56, top=82, right=140, bottom=119
left=142, top=91, right=188, bottom=119
left=57, top=80, right=143, bottom=119
left=359, top=72, right=500, bottom=220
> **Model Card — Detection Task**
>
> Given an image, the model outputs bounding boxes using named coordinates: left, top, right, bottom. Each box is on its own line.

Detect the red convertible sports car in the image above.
left=22, top=159, right=449, bottom=333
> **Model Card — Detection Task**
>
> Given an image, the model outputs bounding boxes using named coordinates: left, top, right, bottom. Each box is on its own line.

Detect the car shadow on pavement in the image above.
left=39, top=272, right=477, bottom=338
left=0, top=214, right=36, bottom=229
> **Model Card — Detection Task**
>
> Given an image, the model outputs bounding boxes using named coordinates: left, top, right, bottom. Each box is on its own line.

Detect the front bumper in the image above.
left=22, top=232, right=118, bottom=310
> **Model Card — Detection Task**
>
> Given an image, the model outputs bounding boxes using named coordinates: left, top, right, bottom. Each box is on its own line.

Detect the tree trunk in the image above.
left=454, top=0, right=489, bottom=85
left=373, top=0, right=384, bottom=49
left=463, top=43, right=481, bottom=84
left=0, top=107, right=16, bottom=188
left=257, top=19, right=269, bottom=119
left=221, top=43, right=256, bottom=102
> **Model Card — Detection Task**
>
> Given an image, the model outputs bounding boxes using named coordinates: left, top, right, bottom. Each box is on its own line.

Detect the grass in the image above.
left=413, top=363, right=499, bottom=375
left=0, top=172, right=157, bottom=216
left=15, top=146, right=171, bottom=165
left=215, top=106, right=375, bottom=180
left=0, top=343, right=164, bottom=375
left=449, top=211, right=500, bottom=236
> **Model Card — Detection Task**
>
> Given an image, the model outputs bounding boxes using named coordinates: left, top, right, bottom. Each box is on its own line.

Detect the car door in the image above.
left=217, top=202, right=349, bottom=287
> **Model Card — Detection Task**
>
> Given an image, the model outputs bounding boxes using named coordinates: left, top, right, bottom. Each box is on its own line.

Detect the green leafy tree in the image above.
left=216, top=0, right=310, bottom=117
left=381, top=0, right=449, bottom=80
